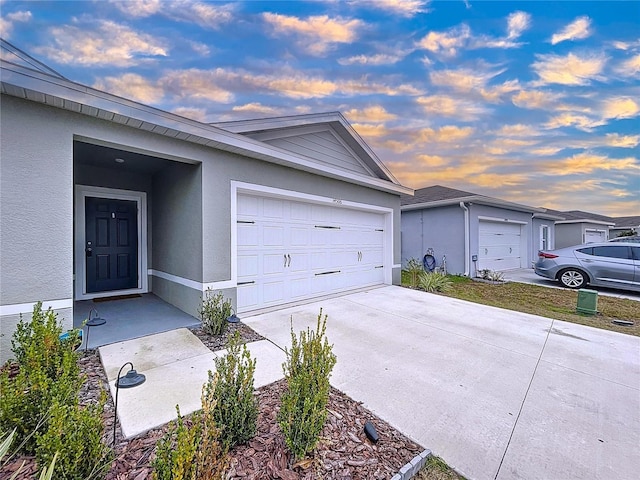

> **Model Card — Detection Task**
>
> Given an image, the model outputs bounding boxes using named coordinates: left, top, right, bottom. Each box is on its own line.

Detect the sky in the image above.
left=1, top=1, right=639, bottom=216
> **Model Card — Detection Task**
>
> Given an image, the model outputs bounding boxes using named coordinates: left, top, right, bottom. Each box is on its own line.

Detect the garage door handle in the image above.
left=284, top=254, right=287, bottom=267
left=287, top=254, right=291, bottom=267
left=509, top=247, right=512, bottom=253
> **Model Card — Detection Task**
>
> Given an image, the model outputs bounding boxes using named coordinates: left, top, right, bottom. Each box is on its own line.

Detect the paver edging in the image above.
left=390, top=449, right=431, bottom=480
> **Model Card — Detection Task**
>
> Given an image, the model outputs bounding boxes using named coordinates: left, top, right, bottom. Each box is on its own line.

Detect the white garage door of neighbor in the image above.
left=236, top=194, right=385, bottom=312
left=479, top=221, right=522, bottom=271
left=585, top=229, right=606, bottom=243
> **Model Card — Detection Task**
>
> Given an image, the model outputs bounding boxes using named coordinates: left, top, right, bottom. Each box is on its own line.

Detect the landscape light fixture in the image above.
left=84, top=308, right=106, bottom=351
left=227, top=308, right=240, bottom=323
left=113, top=362, right=146, bottom=446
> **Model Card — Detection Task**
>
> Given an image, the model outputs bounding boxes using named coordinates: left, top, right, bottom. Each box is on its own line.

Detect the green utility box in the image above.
left=576, top=289, right=598, bottom=315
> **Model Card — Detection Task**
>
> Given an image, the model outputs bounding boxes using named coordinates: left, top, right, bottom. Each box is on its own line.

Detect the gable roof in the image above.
left=545, top=208, right=616, bottom=226
left=0, top=53, right=411, bottom=196
left=212, top=112, right=398, bottom=183
left=610, top=216, right=640, bottom=229
left=400, top=185, right=558, bottom=217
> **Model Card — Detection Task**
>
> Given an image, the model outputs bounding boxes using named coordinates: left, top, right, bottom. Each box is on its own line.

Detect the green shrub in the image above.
left=418, top=271, right=453, bottom=293
left=35, top=391, right=112, bottom=480
left=1, top=429, right=58, bottom=480
left=212, top=331, right=258, bottom=450
left=199, top=290, right=232, bottom=336
left=152, top=392, right=227, bottom=479
left=0, top=303, right=82, bottom=453
left=278, top=310, right=337, bottom=462
left=403, top=258, right=424, bottom=288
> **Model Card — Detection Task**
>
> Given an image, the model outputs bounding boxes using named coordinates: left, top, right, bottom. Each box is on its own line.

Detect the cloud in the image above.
left=351, top=123, right=391, bottom=138
left=601, top=96, right=640, bottom=119
left=495, top=124, right=540, bottom=137
left=232, top=103, right=281, bottom=115
left=605, top=133, right=640, bottom=148
left=110, top=0, right=235, bottom=29
left=511, top=89, right=561, bottom=109
left=262, top=13, right=363, bottom=55
left=36, top=20, right=167, bottom=66
left=344, top=106, right=397, bottom=122
left=172, top=107, right=209, bottom=122
left=352, top=0, right=430, bottom=17
left=544, top=113, right=604, bottom=131
left=541, top=153, right=639, bottom=175
left=507, top=11, right=531, bottom=39
left=416, top=154, right=449, bottom=167
left=615, top=54, right=640, bottom=77
left=0, top=10, right=32, bottom=38
left=532, top=52, right=607, bottom=85
left=485, top=137, right=538, bottom=155
left=418, top=125, right=475, bottom=143
left=189, top=41, right=211, bottom=56
left=110, top=0, right=161, bottom=17
left=338, top=52, right=406, bottom=66
left=159, top=69, right=235, bottom=103
left=417, top=24, right=471, bottom=57
left=416, top=95, right=488, bottom=120
left=429, top=68, right=499, bottom=92
left=94, top=73, right=165, bottom=103
left=551, top=16, right=592, bottom=45
left=480, top=80, right=520, bottom=102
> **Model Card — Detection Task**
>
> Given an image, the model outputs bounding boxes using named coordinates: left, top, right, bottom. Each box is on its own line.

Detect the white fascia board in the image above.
left=555, top=219, right=615, bottom=226
left=532, top=212, right=565, bottom=221
left=401, top=196, right=545, bottom=214
left=0, top=62, right=411, bottom=195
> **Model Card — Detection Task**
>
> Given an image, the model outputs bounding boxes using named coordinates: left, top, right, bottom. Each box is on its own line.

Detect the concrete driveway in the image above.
left=242, top=285, right=640, bottom=480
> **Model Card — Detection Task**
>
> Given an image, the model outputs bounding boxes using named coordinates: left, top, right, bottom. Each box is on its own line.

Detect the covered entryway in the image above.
left=236, top=193, right=386, bottom=312
left=479, top=220, right=524, bottom=271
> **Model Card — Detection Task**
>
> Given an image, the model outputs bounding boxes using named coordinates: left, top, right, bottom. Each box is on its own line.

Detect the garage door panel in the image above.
left=479, top=220, right=523, bottom=271
left=263, top=225, right=285, bottom=246
left=238, top=224, right=258, bottom=246
left=237, top=193, right=386, bottom=312
left=237, top=254, right=258, bottom=277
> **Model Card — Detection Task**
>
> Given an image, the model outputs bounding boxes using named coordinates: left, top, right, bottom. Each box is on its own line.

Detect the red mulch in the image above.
left=2, top=325, right=423, bottom=479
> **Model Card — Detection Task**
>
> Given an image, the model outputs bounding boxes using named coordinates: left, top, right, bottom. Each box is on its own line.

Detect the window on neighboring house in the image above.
left=540, top=225, right=550, bottom=250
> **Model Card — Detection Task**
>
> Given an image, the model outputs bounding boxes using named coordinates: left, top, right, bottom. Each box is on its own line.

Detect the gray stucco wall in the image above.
left=1, top=95, right=401, bottom=358
left=401, top=205, right=466, bottom=275
left=555, top=222, right=609, bottom=248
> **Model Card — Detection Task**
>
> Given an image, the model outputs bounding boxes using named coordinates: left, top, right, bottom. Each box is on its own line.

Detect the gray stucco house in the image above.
left=609, top=216, right=640, bottom=238
left=0, top=57, right=411, bottom=362
left=546, top=210, right=614, bottom=247
left=401, top=186, right=561, bottom=276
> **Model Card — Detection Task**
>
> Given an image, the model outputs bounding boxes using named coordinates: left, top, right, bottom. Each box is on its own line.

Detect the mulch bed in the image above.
left=2, top=323, right=423, bottom=479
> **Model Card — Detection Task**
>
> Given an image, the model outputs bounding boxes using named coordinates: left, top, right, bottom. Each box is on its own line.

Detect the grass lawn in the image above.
left=415, top=455, right=466, bottom=480
left=402, top=272, right=640, bottom=337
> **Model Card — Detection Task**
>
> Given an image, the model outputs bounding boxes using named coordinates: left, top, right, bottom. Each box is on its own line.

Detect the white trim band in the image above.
left=0, top=299, right=74, bottom=316
left=149, top=270, right=235, bottom=292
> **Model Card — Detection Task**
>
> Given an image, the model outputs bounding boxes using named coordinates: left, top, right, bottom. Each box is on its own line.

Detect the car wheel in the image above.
left=558, top=268, right=587, bottom=289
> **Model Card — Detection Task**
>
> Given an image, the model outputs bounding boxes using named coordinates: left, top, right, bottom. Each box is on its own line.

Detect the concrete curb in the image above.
left=390, top=449, right=432, bottom=480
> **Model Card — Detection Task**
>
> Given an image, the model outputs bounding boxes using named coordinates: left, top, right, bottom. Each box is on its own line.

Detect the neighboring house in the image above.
left=608, top=216, right=640, bottom=238
left=0, top=55, right=411, bottom=362
left=547, top=210, right=615, bottom=247
left=401, top=185, right=561, bottom=276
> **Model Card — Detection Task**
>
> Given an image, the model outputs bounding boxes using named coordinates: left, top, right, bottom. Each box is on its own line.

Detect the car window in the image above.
left=577, top=247, right=593, bottom=255
left=633, top=247, right=640, bottom=261
left=591, top=246, right=631, bottom=260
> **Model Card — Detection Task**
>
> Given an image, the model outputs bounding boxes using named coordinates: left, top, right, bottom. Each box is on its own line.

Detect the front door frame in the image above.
left=75, top=185, right=148, bottom=300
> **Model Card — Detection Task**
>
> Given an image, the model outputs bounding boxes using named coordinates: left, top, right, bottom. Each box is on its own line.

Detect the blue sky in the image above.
left=1, top=1, right=639, bottom=215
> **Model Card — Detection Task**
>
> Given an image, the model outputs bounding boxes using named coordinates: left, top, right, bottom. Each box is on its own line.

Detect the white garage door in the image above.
left=585, top=229, right=606, bottom=243
left=236, top=194, right=385, bottom=312
left=479, top=221, right=522, bottom=271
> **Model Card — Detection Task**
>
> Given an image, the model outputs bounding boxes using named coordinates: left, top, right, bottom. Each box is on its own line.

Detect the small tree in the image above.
left=211, top=332, right=258, bottom=450
left=278, top=310, right=337, bottom=462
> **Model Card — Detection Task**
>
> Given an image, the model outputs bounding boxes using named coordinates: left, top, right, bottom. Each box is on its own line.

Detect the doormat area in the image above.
left=93, top=294, right=142, bottom=302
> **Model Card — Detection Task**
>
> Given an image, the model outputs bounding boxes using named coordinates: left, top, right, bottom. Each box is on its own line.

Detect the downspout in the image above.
left=459, top=202, right=470, bottom=276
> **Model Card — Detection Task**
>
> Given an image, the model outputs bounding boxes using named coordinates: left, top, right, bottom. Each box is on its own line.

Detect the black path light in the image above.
left=113, top=362, right=146, bottom=446
left=84, top=308, right=106, bottom=351
left=227, top=308, right=240, bottom=323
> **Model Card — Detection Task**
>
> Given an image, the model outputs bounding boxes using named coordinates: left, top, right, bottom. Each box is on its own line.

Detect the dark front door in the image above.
left=86, top=197, right=138, bottom=293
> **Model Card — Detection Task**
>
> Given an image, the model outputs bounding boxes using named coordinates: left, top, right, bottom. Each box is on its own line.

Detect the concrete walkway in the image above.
left=99, top=328, right=285, bottom=438
left=242, top=286, right=640, bottom=480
